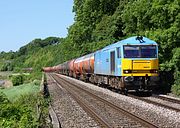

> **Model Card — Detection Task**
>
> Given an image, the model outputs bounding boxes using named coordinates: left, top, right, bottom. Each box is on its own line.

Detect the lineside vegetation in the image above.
left=0, top=0, right=179, bottom=95
left=0, top=82, right=50, bottom=128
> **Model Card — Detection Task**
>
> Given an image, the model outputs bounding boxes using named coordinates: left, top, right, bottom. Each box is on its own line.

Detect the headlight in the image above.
left=150, top=70, right=158, bottom=73
left=123, top=70, right=132, bottom=73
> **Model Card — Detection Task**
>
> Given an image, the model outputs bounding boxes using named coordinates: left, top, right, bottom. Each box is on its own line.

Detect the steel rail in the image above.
left=49, top=104, right=61, bottom=128
left=53, top=74, right=158, bottom=128
left=152, top=95, right=180, bottom=104
left=128, top=94, right=180, bottom=112
left=50, top=74, right=111, bottom=128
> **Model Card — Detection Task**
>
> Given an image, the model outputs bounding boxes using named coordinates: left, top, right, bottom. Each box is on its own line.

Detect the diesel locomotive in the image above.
left=43, top=36, right=159, bottom=93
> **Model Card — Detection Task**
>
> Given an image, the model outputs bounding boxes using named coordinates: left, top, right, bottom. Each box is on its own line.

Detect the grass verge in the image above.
left=0, top=82, right=40, bottom=102
left=0, top=81, right=50, bottom=128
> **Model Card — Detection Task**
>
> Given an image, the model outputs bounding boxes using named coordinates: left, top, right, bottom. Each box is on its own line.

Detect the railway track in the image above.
left=49, top=104, right=61, bottom=128
left=47, top=74, right=100, bottom=128
left=51, top=74, right=158, bottom=128
left=128, top=94, right=180, bottom=112
left=152, top=95, right=180, bottom=104
left=50, top=74, right=111, bottom=128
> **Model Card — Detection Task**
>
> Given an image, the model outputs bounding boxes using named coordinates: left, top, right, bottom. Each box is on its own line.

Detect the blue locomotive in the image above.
left=92, top=36, right=159, bottom=93
left=46, top=36, right=159, bottom=94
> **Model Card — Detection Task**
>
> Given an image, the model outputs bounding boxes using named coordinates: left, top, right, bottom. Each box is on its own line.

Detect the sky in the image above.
left=0, top=0, right=74, bottom=52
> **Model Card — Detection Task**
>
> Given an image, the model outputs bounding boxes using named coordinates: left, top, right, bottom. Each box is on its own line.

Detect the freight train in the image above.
left=43, top=36, right=159, bottom=94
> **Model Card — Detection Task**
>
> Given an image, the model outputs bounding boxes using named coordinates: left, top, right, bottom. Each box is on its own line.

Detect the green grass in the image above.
left=0, top=83, right=40, bottom=102
left=0, top=71, right=13, bottom=80
left=0, top=71, right=13, bottom=76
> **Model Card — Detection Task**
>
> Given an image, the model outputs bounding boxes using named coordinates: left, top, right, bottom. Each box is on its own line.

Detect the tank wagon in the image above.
left=42, top=67, right=52, bottom=72
left=46, top=36, right=159, bottom=93
left=43, top=67, right=57, bottom=72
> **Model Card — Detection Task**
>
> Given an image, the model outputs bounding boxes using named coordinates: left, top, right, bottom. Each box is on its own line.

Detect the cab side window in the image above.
left=117, top=47, right=121, bottom=58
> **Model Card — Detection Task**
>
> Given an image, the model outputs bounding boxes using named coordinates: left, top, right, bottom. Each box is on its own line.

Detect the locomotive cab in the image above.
left=121, top=43, right=159, bottom=91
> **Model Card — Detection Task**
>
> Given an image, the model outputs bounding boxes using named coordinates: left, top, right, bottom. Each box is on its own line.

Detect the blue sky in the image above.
left=0, top=0, right=74, bottom=52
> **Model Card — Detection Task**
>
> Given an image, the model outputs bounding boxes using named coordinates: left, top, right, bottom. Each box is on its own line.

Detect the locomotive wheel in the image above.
left=124, top=88, right=128, bottom=95
left=118, top=89, right=122, bottom=94
left=119, top=88, right=128, bottom=95
left=119, top=77, right=128, bottom=95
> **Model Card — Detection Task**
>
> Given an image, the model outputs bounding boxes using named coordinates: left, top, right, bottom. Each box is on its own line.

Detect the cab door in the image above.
left=110, top=51, right=115, bottom=75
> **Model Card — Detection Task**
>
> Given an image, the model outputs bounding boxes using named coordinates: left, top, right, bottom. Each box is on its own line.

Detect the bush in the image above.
left=171, top=84, right=180, bottom=96
left=0, top=93, right=50, bottom=128
left=0, top=92, right=9, bottom=104
left=29, top=71, right=42, bottom=81
left=33, top=79, right=41, bottom=86
left=171, top=71, right=180, bottom=96
left=11, top=75, right=24, bottom=86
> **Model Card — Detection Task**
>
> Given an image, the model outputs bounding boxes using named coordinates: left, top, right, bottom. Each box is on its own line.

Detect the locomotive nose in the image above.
left=122, top=59, right=159, bottom=76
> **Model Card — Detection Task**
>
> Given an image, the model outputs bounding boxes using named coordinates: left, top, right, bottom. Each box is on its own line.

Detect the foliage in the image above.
left=1, top=62, right=13, bottom=71
left=0, top=82, right=40, bottom=102
left=11, top=75, right=24, bottom=86
left=33, top=79, right=41, bottom=86
left=0, top=79, right=50, bottom=128
left=171, top=83, right=180, bottom=96
left=0, top=71, right=12, bottom=80
left=0, top=0, right=180, bottom=95
left=0, top=37, right=62, bottom=72
left=170, top=48, right=180, bottom=95
left=0, top=92, right=49, bottom=128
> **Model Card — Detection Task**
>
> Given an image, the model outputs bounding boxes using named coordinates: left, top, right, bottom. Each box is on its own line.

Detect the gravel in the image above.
left=160, top=94, right=180, bottom=101
left=47, top=74, right=100, bottom=128
left=143, top=96, right=180, bottom=110
left=58, top=74, right=180, bottom=128
left=61, top=78, right=144, bottom=127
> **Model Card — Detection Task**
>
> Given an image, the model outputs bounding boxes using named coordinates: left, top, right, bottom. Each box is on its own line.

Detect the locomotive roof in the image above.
left=100, top=36, right=157, bottom=51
